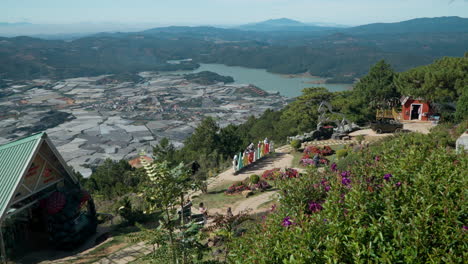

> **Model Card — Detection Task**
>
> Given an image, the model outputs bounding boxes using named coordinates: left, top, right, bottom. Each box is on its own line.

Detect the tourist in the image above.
left=313, top=153, right=320, bottom=167
left=199, top=202, right=208, bottom=224
left=226, top=207, right=233, bottom=218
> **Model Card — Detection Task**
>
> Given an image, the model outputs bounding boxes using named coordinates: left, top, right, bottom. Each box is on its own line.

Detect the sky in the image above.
left=1, top=0, right=467, bottom=26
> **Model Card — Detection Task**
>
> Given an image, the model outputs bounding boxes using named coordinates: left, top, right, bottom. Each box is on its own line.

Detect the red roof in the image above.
left=128, top=156, right=153, bottom=168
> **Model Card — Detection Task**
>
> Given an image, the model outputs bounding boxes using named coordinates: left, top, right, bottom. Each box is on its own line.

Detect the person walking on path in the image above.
left=199, top=202, right=208, bottom=224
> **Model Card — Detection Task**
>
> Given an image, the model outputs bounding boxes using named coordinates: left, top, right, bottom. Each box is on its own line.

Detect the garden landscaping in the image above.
left=228, top=131, right=467, bottom=263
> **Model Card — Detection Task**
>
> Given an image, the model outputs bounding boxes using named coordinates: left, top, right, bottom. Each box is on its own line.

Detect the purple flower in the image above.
left=340, top=171, right=351, bottom=178
left=375, top=156, right=380, bottom=162
left=270, top=204, right=277, bottom=212
left=300, top=158, right=315, bottom=166
left=384, top=173, right=393, bottom=182
left=339, top=193, right=346, bottom=203
left=341, top=177, right=351, bottom=186
left=308, top=202, right=323, bottom=213
left=325, top=185, right=331, bottom=192
left=330, top=163, right=337, bottom=172
left=395, top=182, right=402, bottom=187
left=463, top=226, right=468, bottom=231
left=281, top=216, right=293, bottom=227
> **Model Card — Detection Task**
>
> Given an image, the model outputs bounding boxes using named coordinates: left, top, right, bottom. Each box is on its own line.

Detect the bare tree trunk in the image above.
left=180, top=194, right=187, bottom=264
left=165, top=208, right=178, bottom=264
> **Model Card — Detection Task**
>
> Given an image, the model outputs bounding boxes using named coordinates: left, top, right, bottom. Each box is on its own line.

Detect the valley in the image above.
left=0, top=72, right=287, bottom=177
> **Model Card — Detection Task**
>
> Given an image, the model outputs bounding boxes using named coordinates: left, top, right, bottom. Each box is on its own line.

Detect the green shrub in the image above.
left=335, top=151, right=360, bottom=170
left=335, top=148, right=349, bottom=159
left=430, top=124, right=456, bottom=147
left=229, top=133, right=468, bottom=263
left=455, top=120, right=468, bottom=137
left=115, top=196, right=146, bottom=225
left=249, top=174, right=260, bottom=184
left=290, top=140, right=301, bottom=151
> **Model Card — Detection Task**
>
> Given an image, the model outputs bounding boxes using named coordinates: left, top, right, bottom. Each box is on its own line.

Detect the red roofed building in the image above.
left=128, top=156, right=153, bottom=169
left=400, top=96, right=432, bottom=121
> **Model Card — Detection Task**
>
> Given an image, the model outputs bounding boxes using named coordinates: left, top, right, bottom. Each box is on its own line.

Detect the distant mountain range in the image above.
left=0, top=22, right=32, bottom=27
left=0, top=16, right=466, bottom=84
left=237, top=18, right=339, bottom=32
left=236, top=16, right=468, bottom=33
left=345, top=16, right=468, bottom=34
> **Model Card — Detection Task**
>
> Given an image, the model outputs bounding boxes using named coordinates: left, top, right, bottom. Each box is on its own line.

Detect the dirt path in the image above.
left=349, top=121, right=434, bottom=138
left=211, top=148, right=293, bottom=188
left=192, top=145, right=294, bottom=215
left=232, top=191, right=278, bottom=214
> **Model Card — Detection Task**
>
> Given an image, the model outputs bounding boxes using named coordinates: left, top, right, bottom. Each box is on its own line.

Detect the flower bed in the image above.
left=262, top=168, right=299, bottom=180
left=225, top=182, right=250, bottom=195
left=230, top=133, right=468, bottom=263
left=250, top=180, right=272, bottom=192
left=303, top=145, right=334, bottom=156
left=225, top=179, right=272, bottom=195
left=261, top=168, right=282, bottom=180
left=300, top=156, right=330, bottom=167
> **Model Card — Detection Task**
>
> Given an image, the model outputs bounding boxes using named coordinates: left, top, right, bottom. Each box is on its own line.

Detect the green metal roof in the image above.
left=0, top=132, right=44, bottom=221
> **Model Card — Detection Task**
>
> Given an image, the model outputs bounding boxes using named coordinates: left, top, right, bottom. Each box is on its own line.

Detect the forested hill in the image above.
left=0, top=17, right=467, bottom=82
left=237, top=18, right=338, bottom=32
left=345, top=16, right=468, bottom=35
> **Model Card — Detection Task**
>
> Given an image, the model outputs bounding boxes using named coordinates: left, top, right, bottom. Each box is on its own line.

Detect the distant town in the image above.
left=0, top=72, right=288, bottom=177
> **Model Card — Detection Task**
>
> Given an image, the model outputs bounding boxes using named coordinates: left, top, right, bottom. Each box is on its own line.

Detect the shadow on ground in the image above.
left=16, top=225, right=112, bottom=264
left=235, top=153, right=288, bottom=174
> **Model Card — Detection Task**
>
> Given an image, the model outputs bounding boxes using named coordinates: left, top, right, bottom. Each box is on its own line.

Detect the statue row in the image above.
left=232, top=138, right=274, bottom=172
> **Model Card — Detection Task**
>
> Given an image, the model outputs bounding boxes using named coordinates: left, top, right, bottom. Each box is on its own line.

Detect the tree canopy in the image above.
left=395, top=56, right=468, bottom=102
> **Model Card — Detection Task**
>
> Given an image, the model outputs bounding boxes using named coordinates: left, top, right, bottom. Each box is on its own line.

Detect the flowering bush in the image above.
left=250, top=180, right=271, bottom=192
left=307, top=201, right=323, bottom=214
left=303, top=145, right=334, bottom=156
left=230, top=133, right=468, bottom=263
left=320, top=146, right=334, bottom=156
left=261, top=168, right=282, bottom=180
left=303, top=145, right=318, bottom=155
left=300, top=157, right=329, bottom=167
left=262, top=168, right=299, bottom=180
left=299, top=158, right=315, bottom=166
left=283, top=168, right=298, bottom=179
left=225, top=181, right=250, bottom=195
left=319, top=158, right=329, bottom=165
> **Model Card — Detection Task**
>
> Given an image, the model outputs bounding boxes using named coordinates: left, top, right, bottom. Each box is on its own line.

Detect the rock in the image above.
left=242, top=190, right=254, bottom=198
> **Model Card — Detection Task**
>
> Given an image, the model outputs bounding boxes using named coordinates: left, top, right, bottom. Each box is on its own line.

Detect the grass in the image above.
left=291, top=150, right=304, bottom=168
left=70, top=225, right=152, bottom=264
left=192, top=181, right=244, bottom=210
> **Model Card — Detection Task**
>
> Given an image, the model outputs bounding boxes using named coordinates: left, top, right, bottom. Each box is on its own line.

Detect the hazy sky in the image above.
left=2, top=0, right=468, bottom=26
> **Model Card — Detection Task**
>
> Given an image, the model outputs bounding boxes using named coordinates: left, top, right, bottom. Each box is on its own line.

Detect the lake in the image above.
left=174, top=63, right=352, bottom=98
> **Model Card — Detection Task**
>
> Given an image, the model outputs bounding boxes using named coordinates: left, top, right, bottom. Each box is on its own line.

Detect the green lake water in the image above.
left=178, top=63, right=353, bottom=98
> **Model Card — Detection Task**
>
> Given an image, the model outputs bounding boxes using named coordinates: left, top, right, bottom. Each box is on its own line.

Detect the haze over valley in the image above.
left=0, top=1, right=467, bottom=263
left=1, top=14, right=467, bottom=175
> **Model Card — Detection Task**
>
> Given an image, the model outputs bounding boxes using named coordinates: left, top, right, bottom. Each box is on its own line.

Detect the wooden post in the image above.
left=0, top=222, right=7, bottom=264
